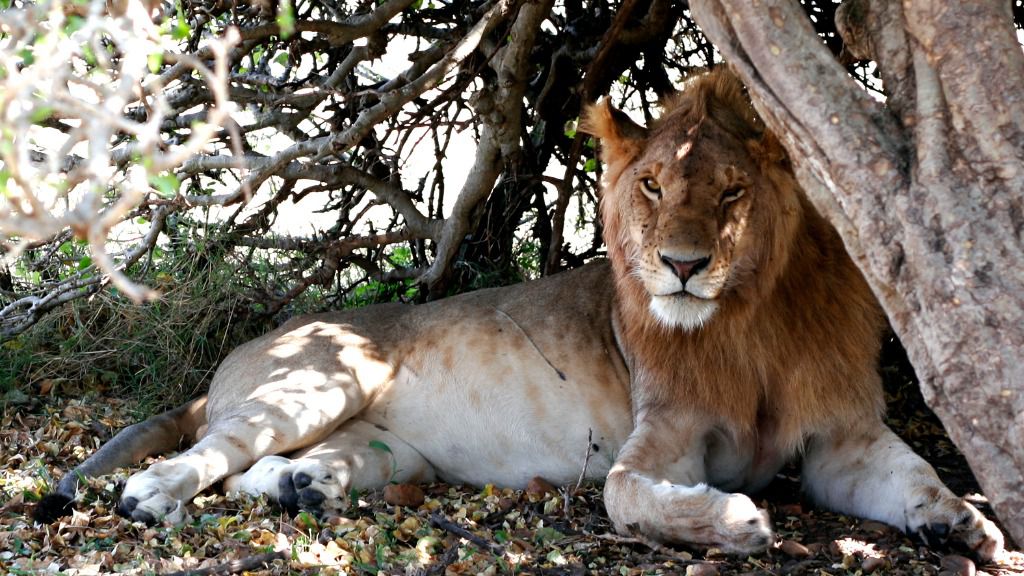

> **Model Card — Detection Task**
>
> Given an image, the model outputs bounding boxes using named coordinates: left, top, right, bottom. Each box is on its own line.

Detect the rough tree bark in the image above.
left=691, top=0, right=1024, bottom=545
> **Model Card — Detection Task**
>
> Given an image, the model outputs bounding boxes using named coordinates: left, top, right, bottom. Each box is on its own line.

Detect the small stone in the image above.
left=685, top=563, right=719, bottom=576
left=526, top=476, right=556, bottom=497
left=861, top=556, right=888, bottom=573
left=778, top=539, right=812, bottom=558
left=383, top=483, right=425, bottom=508
left=940, top=554, right=976, bottom=576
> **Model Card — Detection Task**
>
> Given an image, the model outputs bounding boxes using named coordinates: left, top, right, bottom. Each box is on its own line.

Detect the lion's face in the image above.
left=585, top=82, right=799, bottom=331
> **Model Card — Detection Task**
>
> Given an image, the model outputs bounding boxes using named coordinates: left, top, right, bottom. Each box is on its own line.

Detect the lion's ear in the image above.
left=581, top=99, right=648, bottom=162
left=747, top=130, right=790, bottom=170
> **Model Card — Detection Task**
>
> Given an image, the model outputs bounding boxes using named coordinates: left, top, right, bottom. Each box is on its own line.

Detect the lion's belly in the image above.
left=361, top=324, right=633, bottom=488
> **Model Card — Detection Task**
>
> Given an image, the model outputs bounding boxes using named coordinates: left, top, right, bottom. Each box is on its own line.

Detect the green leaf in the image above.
left=0, top=169, right=10, bottom=197
left=583, top=158, right=597, bottom=173
left=274, top=52, right=289, bottom=66
left=19, top=48, right=34, bottom=66
left=81, top=44, right=96, bottom=66
left=77, top=256, right=92, bottom=270
left=276, top=0, right=295, bottom=38
left=30, top=106, right=53, bottom=124
left=64, top=15, right=86, bottom=35
left=148, top=172, right=181, bottom=198
left=534, top=526, right=564, bottom=543
left=173, top=2, right=191, bottom=40
left=561, top=118, right=577, bottom=140
left=368, top=439, right=393, bottom=454
left=59, top=241, right=73, bottom=256
left=148, top=52, right=164, bottom=74
left=388, top=246, right=413, bottom=267
left=294, top=510, right=318, bottom=531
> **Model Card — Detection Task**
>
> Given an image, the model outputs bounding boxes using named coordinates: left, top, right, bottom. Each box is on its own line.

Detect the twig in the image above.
left=588, top=530, right=706, bottom=567
left=575, top=428, right=595, bottom=492
left=428, top=511, right=505, bottom=555
left=161, top=549, right=287, bottom=576
left=411, top=541, right=461, bottom=576
left=564, top=428, right=595, bottom=518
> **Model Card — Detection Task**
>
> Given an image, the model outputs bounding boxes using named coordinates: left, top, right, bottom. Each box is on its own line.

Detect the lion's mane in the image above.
left=586, top=70, right=885, bottom=451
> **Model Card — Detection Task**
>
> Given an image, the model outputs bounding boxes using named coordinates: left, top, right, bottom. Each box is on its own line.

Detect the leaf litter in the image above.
left=2, top=392, right=1023, bottom=575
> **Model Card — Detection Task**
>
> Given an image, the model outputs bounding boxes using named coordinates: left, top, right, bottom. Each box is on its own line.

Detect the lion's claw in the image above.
left=916, top=522, right=951, bottom=547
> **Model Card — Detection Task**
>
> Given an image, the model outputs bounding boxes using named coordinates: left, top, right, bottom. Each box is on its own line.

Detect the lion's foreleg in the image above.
left=603, top=413, right=774, bottom=555
left=802, top=422, right=1004, bottom=561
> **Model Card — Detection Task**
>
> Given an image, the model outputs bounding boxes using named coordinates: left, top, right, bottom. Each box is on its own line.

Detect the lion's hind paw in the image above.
left=908, top=495, right=1004, bottom=562
left=226, top=456, right=347, bottom=519
left=277, top=462, right=346, bottom=518
left=116, top=486, right=187, bottom=525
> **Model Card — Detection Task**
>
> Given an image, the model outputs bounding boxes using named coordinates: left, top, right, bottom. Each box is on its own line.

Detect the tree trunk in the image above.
left=691, top=0, right=1024, bottom=546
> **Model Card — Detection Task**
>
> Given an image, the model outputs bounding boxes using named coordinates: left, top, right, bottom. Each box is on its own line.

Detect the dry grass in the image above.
left=0, top=250, right=273, bottom=414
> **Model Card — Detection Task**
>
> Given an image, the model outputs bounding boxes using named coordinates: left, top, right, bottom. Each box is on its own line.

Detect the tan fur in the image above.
left=43, top=70, right=1003, bottom=560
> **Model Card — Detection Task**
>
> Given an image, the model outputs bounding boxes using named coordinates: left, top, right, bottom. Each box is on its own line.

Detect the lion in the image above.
left=36, top=70, right=1004, bottom=559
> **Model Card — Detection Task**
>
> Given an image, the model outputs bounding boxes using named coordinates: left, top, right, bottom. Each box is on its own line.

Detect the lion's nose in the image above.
left=660, top=254, right=710, bottom=284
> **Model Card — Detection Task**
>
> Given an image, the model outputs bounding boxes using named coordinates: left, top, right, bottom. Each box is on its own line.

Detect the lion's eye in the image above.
left=720, top=186, right=745, bottom=205
left=639, top=177, right=661, bottom=200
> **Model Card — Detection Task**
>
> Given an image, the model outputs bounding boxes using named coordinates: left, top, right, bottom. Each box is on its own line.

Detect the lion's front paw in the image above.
left=711, top=492, right=775, bottom=555
left=117, top=475, right=188, bottom=525
left=612, top=481, right=775, bottom=555
left=907, top=492, right=1004, bottom=562
left=277, top=462, right=346, bottom=517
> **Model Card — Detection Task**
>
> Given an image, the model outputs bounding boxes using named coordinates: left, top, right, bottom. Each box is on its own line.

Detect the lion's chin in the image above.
left=649, top=294, right=719, bottom=331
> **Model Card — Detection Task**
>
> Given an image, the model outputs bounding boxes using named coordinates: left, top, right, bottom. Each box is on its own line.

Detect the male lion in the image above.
left=37, top=70, right=1004, bottom=558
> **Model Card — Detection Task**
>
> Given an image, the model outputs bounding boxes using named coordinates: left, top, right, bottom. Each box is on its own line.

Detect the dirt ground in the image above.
left=2, top=342, right=1023, bottom=575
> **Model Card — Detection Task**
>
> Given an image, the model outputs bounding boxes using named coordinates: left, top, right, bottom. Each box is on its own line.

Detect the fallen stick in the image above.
left=161, top=550, right=287, bottom=576
left=428, top=511, right=505, bottom=555
left=411, top=542, right=461, bottom=576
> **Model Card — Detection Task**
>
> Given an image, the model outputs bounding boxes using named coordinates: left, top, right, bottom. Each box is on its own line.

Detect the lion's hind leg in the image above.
left=803, top=422, right=1005, bottom=561
left=117, top=402, right=355, bottom=524
left=117, top=424, right=273, bottom=524
left=224, top=419, right=436, bottom=517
